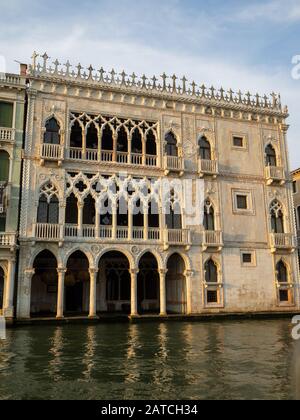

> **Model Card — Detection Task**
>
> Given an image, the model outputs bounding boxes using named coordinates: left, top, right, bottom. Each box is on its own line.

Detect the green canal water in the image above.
left=0, top=319, right=300, bottom=400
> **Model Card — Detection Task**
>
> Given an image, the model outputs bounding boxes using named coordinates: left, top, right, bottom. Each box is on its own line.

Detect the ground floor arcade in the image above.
left=18, top=248, right=190, bottom=319
left=0, top=255, right=16, bottom=318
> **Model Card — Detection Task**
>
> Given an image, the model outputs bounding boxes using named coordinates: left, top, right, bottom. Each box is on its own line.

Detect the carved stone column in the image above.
left=78, top=202, right=84, bottom=237
left=184, top=270, right=194, bottom=315
left=3, top=258, right=16, bottom=318
left=19, top=268, right=35, bottom=319
left=56, top=268, right=67, bottom=319
left=130, top=269, right=139, bottom=316
left=89, top=268, right=99, bottom=319
left=159, top=269, right=168, bottom=316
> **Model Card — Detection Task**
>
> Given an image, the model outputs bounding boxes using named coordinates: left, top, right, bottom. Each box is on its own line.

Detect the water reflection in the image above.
left=0, top=319, right=299, bottom=400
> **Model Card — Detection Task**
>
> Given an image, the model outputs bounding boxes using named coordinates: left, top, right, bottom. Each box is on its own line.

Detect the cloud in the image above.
left=236, top=0, right=300, bottom=23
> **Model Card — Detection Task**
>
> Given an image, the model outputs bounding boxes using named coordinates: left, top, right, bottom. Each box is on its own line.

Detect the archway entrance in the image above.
left=137, top=253, right=160, bottom=314
left=65, top=251, right=90, bottom=314
left=99, top=251, right=131, bottom=314
left=31, top=251, right=58, bottom=317
left=0, top=267, right=4, bottom=311
left=166, top=253, right=187, bottom=314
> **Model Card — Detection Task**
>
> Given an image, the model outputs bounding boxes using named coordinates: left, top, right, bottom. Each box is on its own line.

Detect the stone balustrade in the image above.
left=198, top=159, right=219, bottom=177
left=0, top=128, right=15, bottom=142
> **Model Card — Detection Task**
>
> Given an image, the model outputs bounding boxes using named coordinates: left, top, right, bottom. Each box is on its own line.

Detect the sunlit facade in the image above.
left=12, top=53, right=300, bottom=320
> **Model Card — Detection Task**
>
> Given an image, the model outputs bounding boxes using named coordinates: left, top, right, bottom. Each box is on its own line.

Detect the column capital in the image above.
left=24, top=268, right=35, bottom=277
left=159, top=269, right=168, bottom=276
left=89, top=268, right=99, bottom=275
left=184, top=270, right=194, bottom=278
left=130, top=269, right=139, bottom=275
left=280, top=124, right=289, bottom=133
left=57, top=268, right=67, bottom=275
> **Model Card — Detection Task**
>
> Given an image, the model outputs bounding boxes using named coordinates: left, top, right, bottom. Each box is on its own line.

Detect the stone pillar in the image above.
left=159, top=269, right=168, bottom=316
left=144, top=206, right=148, bottom=241
left=89, top=268, right=99, bottom=319
left=3, top=259, right=16, bottom=318
left=185, top=270, right=194, bottom=315
left=95, top=205, right=100, bottom=240
left=56, top=268, right=66, bottom=319
left=78, top=202, right=84, bottom=237
left=128, top=204, right=133, bottom=241
left=130, top=269, right=139, bottom=317
left=18, top=268, right=35, bottom=319
left=112, top=203, right=117, bottom=240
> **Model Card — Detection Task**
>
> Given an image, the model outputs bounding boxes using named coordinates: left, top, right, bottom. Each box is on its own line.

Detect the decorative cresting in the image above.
left=28, top=52, right=287, bottom=114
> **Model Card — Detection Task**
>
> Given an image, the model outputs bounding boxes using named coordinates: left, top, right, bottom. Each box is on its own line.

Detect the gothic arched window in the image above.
left=205, top=259, right=218, bottom=283
left=102, top=125, right=113, bottom=151
left=44, top=118, right=60, bottom=145
left=199, top=136, right=212, bottom=160
left=37, top=184, right=59, bottom=224
left=86, top=122, right=98, bottom=150
left=166, top=190, right=182, bottom=229
left=276, top=260, right=288, bottom=283
left=70, top=120, right=83, bottom=148
left=146, top=130, right=157, bottom=156
left=265, top=144, right=277, bottom=167
left=165, top=132, right=178, bottom=157
left=270, top=200, right=284, bottom=234
left=117, top=126, right=128, bottom=152
left=131, top=128, right=143, bottom=155
left=204, top=199, right=215, bottom=231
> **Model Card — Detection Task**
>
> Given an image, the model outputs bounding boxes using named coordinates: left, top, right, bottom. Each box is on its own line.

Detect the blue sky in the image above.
left=0, top=0, right=299, bottom=169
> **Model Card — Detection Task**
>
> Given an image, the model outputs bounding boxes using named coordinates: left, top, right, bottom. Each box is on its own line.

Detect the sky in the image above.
left=0, top=0, right=299, bottom=169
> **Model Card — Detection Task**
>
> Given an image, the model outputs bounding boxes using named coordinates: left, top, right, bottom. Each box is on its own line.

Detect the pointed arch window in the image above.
left=37, top=184, right=59, bottom=224
left=276, top=260, right=288, bottom=283
left=205, top=259, right=218, bottom=283
left=265, top=144, right=277, bottom=167
left=86, top=122, right=98, bottom=150
left=165, top=132, right=178, bottom=157
left=204, top=199, right=215, bottom=231
left=166, top=191, right=182, bottom=229
left=131, top=128, right=142, bottom=155
left=70, top=120, right=83, bottom=148
left=117, top=126, right=128, bottom=152
left=146, top=130, right=157, bottom=156
left=270, top=200, right=284, bottom=234
left=66, top=193, right=78, bottom=224
left=44, top=118, right=60, bottom=145
left=199, top=136, right=212, bottom=160
left=102, top=125, right=113, bottom=151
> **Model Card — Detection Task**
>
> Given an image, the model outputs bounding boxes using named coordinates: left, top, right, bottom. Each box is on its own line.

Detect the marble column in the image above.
left=185, top=270, right=194, bottom=315
left=89, top=268, right=99, bottom=319
left=3, top=258, right=16, bottom=318
left=159, top=269, right=168, bottom=316
left=56, top=268, right=66, bottom=319
left=130, top=269, right=139, bottom=316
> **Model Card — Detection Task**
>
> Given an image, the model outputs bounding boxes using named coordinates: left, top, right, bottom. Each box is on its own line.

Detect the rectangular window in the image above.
left=207, top=290, right=218, bottom=304
left=293, top=181, right=297, bottom=194
left=242, top=253, right=252, bottom=264
left=0, top=215, right=5, bottom=232
left=233, top=136, right=244, bottom=148
left=279, top=290, right=289, bottom=303
left=237, top=195, right=248, bottom=210
left=0, top=102, right=13, bottom=128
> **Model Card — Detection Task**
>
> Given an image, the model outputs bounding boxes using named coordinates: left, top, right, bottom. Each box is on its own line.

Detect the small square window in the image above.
left=237, top=195, right=248, bottom=210
left=207, top=290, right=218, bottom=304
left=279, top=290, right=289, bottom=302
left=233, top=136, right=244, bottom=148
left=242, top=253, right=252, bottom=264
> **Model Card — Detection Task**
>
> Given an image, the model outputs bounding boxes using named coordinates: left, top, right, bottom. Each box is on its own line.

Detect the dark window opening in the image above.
left=205, top=259, right=218, bottom=283
left=37, top=195, right=59, bottom=224
left=207, top=290, right=218, bottom=304
left=242, top=253, right=252, bottom=264
left=65, top=194, right=78, bottom=224
left=233, top=136, right=244, bottom=148
left=70, top=121, right=83, bottom=148
left=149, top=201, right=159, bottom=228
left=277, top=261, right=288, bottom=283
left=131, top=128, right=142, bottom=154
left=0, top=151, right=9, bottom=182
left=165, top=132, right=178, bottom=157
left=146, top=131, right=157, bottom=156
left=199, top=136, right=212, bottom=160
left=44, top=118, right=60, bottom=145
left=279, top=290, right=289, bottom=302
left=265, top=145, right=277, bottom=167
left=204, top=201, right=215, bottom=231
left=0, top=267, right=4, bottom=309
left=237, top=195, right=248, bottom=210
left=0, top=102, right=13, bottom=128
left=133, top=200, right=143, bottom=227
left=117, top=126, right=128, bottom=152
left=83, top=195, right=95, bottom=225
left=102, top=125, right=113, bottom=151
left=86, top=123, right=98, bottom=150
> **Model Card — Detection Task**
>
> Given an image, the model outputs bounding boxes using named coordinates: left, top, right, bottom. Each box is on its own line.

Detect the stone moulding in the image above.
left=28, top=52, right=288, bottom=118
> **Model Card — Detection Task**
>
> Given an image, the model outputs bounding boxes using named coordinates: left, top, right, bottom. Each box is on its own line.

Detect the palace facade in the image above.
left=0, top=71, right=26, bottom=318
left=1, top=53, right=299, bottom=321
left=292, top=169, right=300, bottom=266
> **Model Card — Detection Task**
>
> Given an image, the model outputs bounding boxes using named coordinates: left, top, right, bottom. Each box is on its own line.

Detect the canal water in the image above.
left=0, top=319, right=300, bottom=400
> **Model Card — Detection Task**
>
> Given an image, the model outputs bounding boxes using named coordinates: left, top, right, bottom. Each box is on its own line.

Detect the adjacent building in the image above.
left=0, top=70, right=26, bottom=319
left=292, top=169, right=300, bottom=265
left=12, top=52, right=300, bottom=320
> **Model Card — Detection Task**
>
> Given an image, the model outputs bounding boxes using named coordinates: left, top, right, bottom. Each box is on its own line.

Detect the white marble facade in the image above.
left=14, top=53, right=300, bottom=320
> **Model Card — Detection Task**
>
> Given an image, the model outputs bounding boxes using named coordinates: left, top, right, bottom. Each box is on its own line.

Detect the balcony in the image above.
left=66, top=148, right=158, bottom=168
left=0, top=233, right=17, bottom=251
left=40, top=143, right=64, bottom=164
left=164, top=156, right=184, bottom=176
left=202, top=231, right=223, bottom=251
left=0, top=73, right=24, bottom=86
left=0, top=128, right=15, bottom=143
left=265, top=166, right=285, bottom=186
left=198, top=159, right=219, bottom=178
left=33, top=223, right=190, bottom=248
left=270, top=233, right=296, bottom=253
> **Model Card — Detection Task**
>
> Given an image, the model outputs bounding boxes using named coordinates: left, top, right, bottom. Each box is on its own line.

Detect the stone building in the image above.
left=15, top=52, right=300, bottom=320
left=0, top=70, right=26, bottom=319
left=292, top=169, right=300, bottom=265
